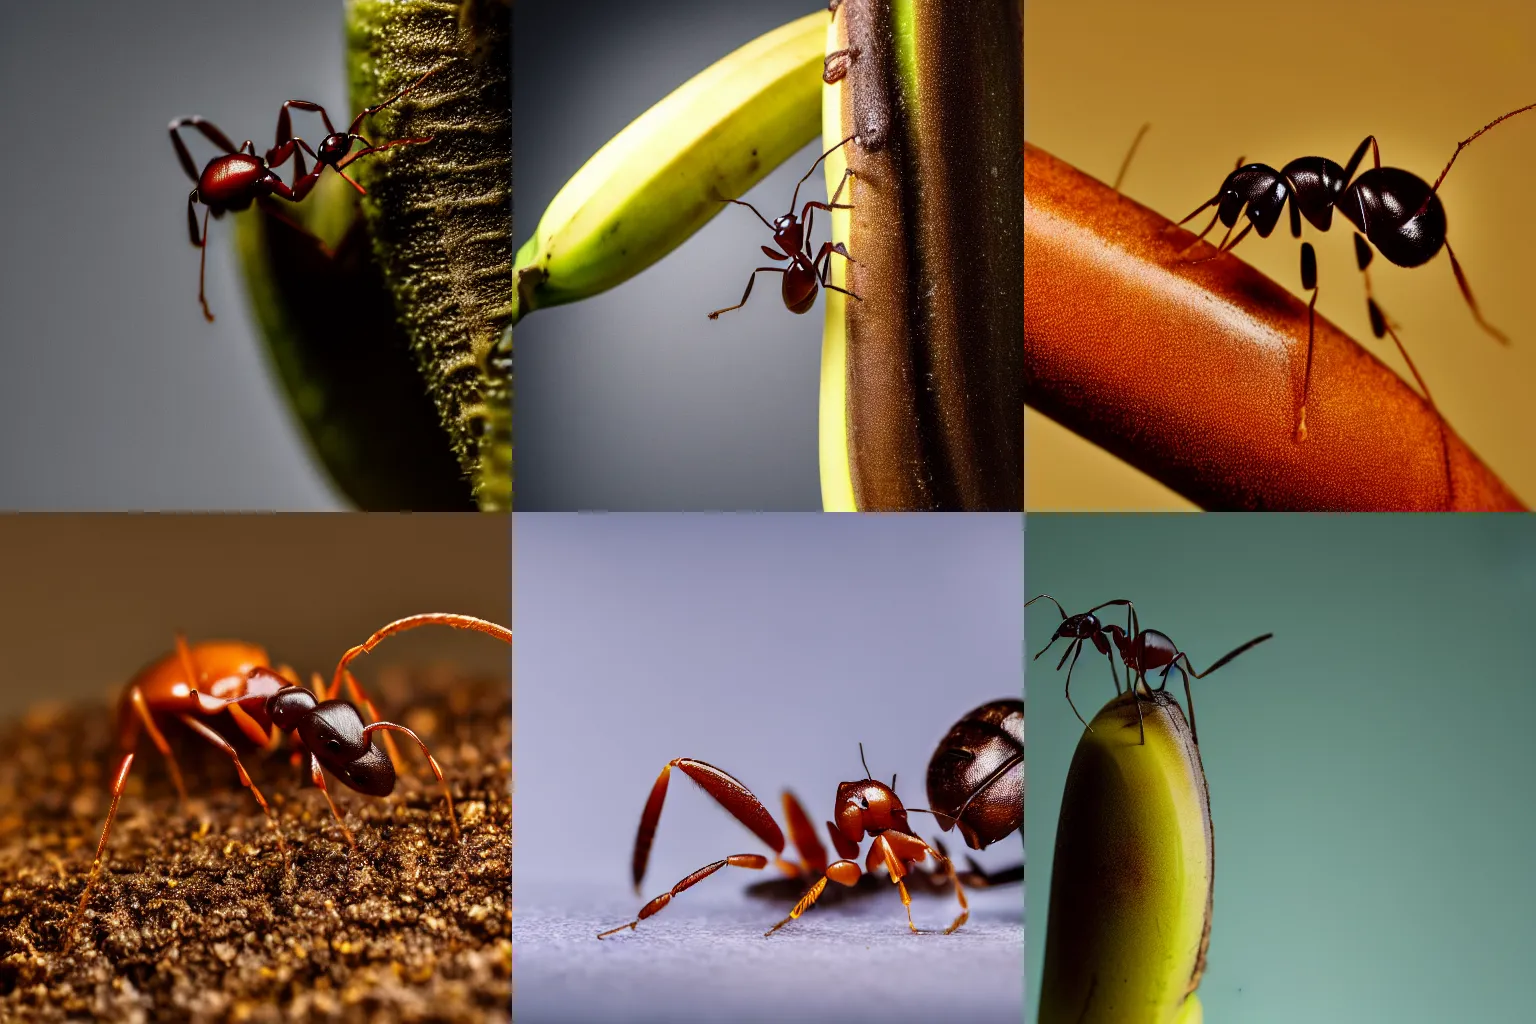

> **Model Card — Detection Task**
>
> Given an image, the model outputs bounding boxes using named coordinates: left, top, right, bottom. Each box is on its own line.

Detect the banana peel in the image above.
left=233, top=174, right=474, bottom=511
left=345, top=0, right=512, bottom=510
left=511, top=12, right=826, bottom=320
left=1038, top=689, right=1212, bottom=1024
left=821, top=0, right=1023, bottom=511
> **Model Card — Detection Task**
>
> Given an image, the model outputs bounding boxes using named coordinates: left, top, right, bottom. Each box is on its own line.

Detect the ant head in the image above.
left=833, top=780, right=908, bottom=844
left=266, top=685, right=317, bottom=731
left=318, top=133, right=353, bottom=166
left=298, top=699, right=397, bottom=796
left=1219, top=165, right=1287, bottom=237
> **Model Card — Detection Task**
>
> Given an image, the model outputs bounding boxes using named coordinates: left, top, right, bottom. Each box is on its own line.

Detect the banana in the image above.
left=1038, top=689, right=1212, bottom=1024
left=513, top=12, right=826, bottom=322
left=818, top=0, right=1023, bottom=511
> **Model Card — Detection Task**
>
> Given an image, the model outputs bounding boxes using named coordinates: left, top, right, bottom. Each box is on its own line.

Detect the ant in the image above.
left=1174, top=102, right=1536, bottom=500
left=65, top=612, right=512, bottom=951
left=597, top=700, right=1023, bottom=940
left=170, top=66, right=444, bottom=322
left=1029, top=595, right=1272, bottom=745
left=707, top=135, right=862, bottom=320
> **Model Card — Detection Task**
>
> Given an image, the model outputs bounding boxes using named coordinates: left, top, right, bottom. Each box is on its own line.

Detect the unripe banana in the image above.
left=513, top=12, right=826, bottom=321
left=1038, top=689, right=1212, bottom=1024
left=819, top=0, right=1023, bottom=511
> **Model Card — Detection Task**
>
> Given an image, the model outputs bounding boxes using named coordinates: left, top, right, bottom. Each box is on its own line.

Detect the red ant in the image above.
left=64, top=612, right=512, bottom=951
left=1029, top=595, right=1272, bottom=745
left=707, top=135, right=862, bottom=320
left=1173, top=103, right=1536, bottom=502
left=597, top=700, right=1022, bottom=939
left=170, top=66, right=444, bottom=322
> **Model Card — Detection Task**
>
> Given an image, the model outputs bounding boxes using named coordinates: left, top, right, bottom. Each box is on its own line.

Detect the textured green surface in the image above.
left=1027, top=514, right=1536, bottom=1023
left=346, top=0, right=512, bottom=510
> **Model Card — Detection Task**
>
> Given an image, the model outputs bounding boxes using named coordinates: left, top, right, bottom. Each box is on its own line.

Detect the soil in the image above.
left=0, top=667, right=510, bottom=1023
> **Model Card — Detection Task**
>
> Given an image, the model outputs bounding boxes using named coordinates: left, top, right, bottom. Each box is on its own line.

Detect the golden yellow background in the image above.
left=1025, top=0, right=1536, bottom=510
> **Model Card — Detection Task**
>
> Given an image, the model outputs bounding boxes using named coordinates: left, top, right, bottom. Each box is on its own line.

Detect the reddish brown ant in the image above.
left=707, top=135, right=862, bottom=320
left=1030, top=595, right=1272, bottom=745
left=170, top=66, right=443, bottom=322
left=597, top=700, right=1022, bottom=940
left=65, top=612, right=511, bottom=951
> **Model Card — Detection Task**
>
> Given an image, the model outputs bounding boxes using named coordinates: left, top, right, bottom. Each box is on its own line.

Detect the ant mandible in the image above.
left=1029, top=595, right=1272, bottom=745
left=65, top=612, right=512, bottom=951
left=707, top=135, right=862, bottom=320
left=170, top=66, right=444, bottom=322
left=1174, top=102, right=1536, bottom=487
left=596, top=713, right=1023, bottom=939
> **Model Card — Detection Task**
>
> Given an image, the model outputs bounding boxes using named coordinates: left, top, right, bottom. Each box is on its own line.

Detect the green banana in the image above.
left=1038, top=689, right=1212, bottom=1024
left=512, top=11, right=826, bottom=321
left=819, top=0, right=1023, bottom=511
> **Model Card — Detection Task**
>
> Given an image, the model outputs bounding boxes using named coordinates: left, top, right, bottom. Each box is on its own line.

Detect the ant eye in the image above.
left=326, top=738, right=341, bottom=752
left=857, top=796, right=869, bottom=810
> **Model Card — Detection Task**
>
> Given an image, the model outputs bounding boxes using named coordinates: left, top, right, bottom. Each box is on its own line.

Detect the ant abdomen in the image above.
left=1337, top=167, right=1447, bottom=268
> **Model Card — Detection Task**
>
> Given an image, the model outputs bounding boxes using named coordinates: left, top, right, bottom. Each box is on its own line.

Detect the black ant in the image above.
left=170, top=67, right=443, bottom=322
left=65, top=612, right=512, bottom=952
left=1029, top=595, right=1272, bottom=745
left=597, top=700, right=1024, bottom=940
left=1174, top=103, right=1536, bottom=498
left=707, top=135, right=862, bottom=320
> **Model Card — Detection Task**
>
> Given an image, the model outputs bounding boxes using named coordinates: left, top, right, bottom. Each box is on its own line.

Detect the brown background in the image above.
left=0, top=515, right=510, bottom=720
left=1025, top=0, right=1536, bottom=509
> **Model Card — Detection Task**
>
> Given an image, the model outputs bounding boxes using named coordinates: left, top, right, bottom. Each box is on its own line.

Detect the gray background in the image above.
left=1026, top=515, right=1536, bottom=1023
left=513, top=513, right=1025, bottom=1022
left=0, top=2, right=348, bottom=509
left=514, top=1, right=830, bottom=511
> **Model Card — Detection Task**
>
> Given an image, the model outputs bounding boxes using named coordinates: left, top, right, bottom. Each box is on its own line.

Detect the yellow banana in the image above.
left=513, top=12, right=826, bottom=321
left=1038, top=689, right=1212, bottom=1024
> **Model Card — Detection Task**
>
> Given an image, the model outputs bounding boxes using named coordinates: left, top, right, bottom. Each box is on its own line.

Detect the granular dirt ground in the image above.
left=0, top=667, right=510, bottom=1023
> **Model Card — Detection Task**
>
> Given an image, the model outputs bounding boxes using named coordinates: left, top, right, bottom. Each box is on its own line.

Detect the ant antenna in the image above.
left=890, top=773, right=897, bottom=791
left=858, top=741, right=873, bottom=780
left=1430, top=102, right=1536, bottom=194
left=790, top=134, right=857, bottom=214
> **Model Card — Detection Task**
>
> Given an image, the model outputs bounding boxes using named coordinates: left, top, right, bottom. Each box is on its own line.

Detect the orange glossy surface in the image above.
left=1023, top=143, right=1525, bottom=511
left=116, top=641, right=273, bottom=737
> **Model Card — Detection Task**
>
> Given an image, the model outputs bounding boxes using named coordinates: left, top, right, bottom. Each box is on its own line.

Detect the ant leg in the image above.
left=764, top=860, right=862, bottom=936
left=177, top=715, right=289, bottom=871
left=346, top=65, right=446, bottom=135
left=631, top=759, right=788, bottom=892
left=64, top=752, right=137, bottom=952
left=168, top=117, right=238, bottom=182
left=1340, top=136, right=1381, bottom=187
left=827, top=166, right=855, bottom=208
left=1356, top=238, right=1454, bottom=505
left=330, top=613, right=512, bottom=700
left=781, top=791, right=829, bottom=875
left=126, top=687, right=186, bottom=801
left=269, top=99, right=338, bottom=163
left=1062, top=641, right=1093, bottom=731
left=790, top=134, right=858, bottom=212
left=194, top=204, right=213, bottom=322
left=1296, top=242, right=1321, bottom=442
left=308, top=752, right=356, bottom=849
left=1445, top=241, right=1510, bottom=345
left=599, top=854, right=773, bottom=939
left=1189, top=221, right=1254, bottom=264
left=361, top=722, right=460, bottom=842
left=933, top=846, right=971, bottom=934
left=707, top=267, right=786, bottom=320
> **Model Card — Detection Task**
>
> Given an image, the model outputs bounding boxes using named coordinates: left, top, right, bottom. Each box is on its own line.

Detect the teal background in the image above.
left=1026, top=514, right=1536, bottom=1023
